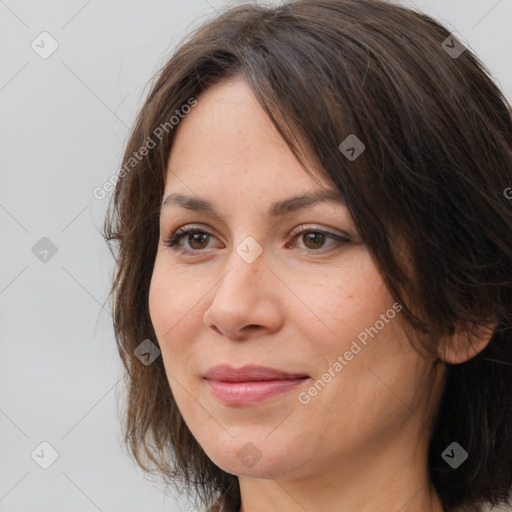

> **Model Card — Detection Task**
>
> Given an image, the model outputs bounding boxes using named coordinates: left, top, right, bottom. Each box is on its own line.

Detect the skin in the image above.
left=148, top=76, right=485, bottom=512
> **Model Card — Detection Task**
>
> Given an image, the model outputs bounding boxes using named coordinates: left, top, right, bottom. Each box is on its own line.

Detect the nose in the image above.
left=203, top=248, right=283, bottom=340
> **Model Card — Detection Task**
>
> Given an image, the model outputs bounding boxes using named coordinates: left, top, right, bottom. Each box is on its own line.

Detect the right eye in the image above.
left=162, top=226, right=220, bottom=254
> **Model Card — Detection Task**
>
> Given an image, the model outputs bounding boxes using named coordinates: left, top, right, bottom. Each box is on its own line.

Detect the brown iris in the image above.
left=301, top=232, right=326, bottom=250
left=188, top=233, right=210, bottom=250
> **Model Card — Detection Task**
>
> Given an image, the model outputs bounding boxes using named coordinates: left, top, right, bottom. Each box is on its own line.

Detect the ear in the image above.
left=437, top=321, right=497, bottom=365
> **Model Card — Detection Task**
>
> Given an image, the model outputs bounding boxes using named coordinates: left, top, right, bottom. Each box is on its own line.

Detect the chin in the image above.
left=200, top=435, right=303, bottom=479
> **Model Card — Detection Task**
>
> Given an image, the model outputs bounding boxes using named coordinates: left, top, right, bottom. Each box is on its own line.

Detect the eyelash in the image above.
left=161, top=224, right=350, bottom=255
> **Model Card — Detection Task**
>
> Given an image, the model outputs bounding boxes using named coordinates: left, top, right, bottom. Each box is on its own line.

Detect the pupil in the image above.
left=191, top=233, right=207, bottom=248
left=305, top=233, right=324, bottom=248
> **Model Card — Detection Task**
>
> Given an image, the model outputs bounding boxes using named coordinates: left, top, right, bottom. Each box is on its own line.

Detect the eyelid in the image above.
left=290, top=224, right=351, bottom=240
left=165, top=222, right=350, bottom=241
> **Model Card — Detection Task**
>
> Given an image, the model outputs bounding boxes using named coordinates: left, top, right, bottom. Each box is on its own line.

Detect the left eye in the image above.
left=162, top=226, right=349, bottom=254
left=290, top=227, right=346, bottom=251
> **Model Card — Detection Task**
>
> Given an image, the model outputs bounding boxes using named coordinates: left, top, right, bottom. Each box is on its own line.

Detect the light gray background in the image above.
left=1, top=1, right=511, bottom=511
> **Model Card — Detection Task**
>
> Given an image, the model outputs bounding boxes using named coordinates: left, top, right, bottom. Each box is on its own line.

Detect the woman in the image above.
left=103, top=1, right=512, bottom=511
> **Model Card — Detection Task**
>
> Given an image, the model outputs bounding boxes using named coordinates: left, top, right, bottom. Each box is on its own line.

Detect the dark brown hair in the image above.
left=102, top=1, right=512, bottom=511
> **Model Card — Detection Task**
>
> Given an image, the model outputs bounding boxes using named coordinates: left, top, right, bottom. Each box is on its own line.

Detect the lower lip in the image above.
left=206, top=378, right=309, bottom=405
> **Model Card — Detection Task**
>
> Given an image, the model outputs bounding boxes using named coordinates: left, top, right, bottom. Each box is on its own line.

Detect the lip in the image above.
left=203, top=364, right=310, bottom=405
left=203, top=364, right=309, bottom=382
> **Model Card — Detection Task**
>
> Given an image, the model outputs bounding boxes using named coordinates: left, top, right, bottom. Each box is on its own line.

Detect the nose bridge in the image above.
left=218, top=237, right=266, bottom=297
left=203, top=236, right=278, bottom=337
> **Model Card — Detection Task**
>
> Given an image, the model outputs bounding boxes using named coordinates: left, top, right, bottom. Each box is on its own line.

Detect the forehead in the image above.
left=165, top=77, right=330, bottom=199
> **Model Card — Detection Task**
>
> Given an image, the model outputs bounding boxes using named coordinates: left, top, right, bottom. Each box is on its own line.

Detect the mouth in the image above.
left=203, top=364, right=311, bottom=405
left=203, top=364, right=310, bottom=382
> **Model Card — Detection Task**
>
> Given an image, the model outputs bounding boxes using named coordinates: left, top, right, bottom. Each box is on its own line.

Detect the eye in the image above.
left=162, top=225, right=219, bottom=254
left=288, top=225, right=350, bottom=252
left=161, top=224, right=350, bottom=255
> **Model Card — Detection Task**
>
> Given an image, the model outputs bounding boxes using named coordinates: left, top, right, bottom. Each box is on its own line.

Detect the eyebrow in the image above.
left=160, top=188, right=345, bottom=217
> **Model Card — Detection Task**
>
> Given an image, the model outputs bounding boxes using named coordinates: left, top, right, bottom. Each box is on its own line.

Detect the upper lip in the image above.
left=203, top=364, right=310, bottom=382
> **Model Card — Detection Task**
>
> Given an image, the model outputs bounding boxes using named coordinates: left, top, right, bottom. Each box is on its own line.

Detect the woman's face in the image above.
left=149, top=77, right=443, bottom=485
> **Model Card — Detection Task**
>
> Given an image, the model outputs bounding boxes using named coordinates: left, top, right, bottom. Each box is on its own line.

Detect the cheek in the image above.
left=148, top=259, right=201, bottom=363
left=301, top=258, right=414, bottom=408
left=305, top=254, right=396, bottom=355
left=148, top=265, right=204, bottom=422
left=148, top=262, right=172, bottom=339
